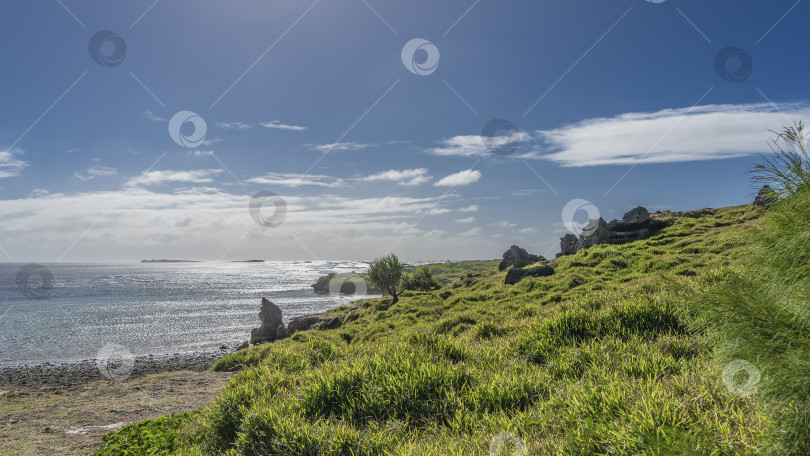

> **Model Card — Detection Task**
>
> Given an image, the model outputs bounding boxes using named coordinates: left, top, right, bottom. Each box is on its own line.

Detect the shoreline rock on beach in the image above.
left=249, top=298, right=288, bottom=345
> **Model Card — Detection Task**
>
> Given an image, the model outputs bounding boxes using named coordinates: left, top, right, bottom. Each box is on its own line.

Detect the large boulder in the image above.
left=249, top=298, right=287, bottom=345
left=498, top=245, right=545, bottom=271
left=559, top=234, right=578, bottom=257
left=577, top=217, right=608, bottom=250
left=504, top=265, right=554, bottom=285
left=622, top=206, right=649, bottom=225
left=753, top=185, right=777, bottom=209
left=558, top=206, right=666, bottom=257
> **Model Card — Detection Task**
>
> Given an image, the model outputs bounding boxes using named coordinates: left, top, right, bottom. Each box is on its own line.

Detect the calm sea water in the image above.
left=0, top=261, right=375, bottom=364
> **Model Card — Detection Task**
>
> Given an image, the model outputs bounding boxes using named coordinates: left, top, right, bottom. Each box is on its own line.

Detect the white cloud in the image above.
left=187, top=150, right=215, bottom=157
left=0, top=148, right=28, bottom=178
left=458, top=204, right=479, bottom=212
left=312, top=142, right=373, bottom=152
left=360, top=168, right=431, bottom=186
left=434, top=169, right=482, bottom=187
left=246, top=172, right=346, bottom=188
left=518, top=227, right=538, bottom=234
left=459, top=227, right=482, bottom=236
left=202, top=137, right=223, bottom=146
left=29, top=188, right=49, bottom=197
left=428, top=207, right=451, bottom=215
left=492, top=221, right=517, bottom=228
left=217, top=121, right=253, bottom=130
left=126, top=169, right=223, bottom=187
left=142, top=110, right=167, bottom=122
left=428, top=135, right=488, bottom=158
left=74, top=165, right=118, bottom=181
left=537, top=103, right=810, bottom=166
left=260, top=121, right=307, bottom=131
left=427, top=131, right=528, bottom=158
left=455, top=217, right=475, bottom=223
left=0, top=186, right=506, bottom=261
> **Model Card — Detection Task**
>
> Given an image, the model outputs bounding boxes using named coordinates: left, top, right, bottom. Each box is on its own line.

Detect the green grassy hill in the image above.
left=96, top=204, right=782, bottom=455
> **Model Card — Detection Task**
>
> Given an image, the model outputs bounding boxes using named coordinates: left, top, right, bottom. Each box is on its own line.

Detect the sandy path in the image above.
left=0, top=370, right=231, bottom=455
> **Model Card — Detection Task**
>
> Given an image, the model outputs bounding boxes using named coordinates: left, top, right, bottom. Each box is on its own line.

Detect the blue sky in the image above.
left=0, top=0, right=807, bottom=262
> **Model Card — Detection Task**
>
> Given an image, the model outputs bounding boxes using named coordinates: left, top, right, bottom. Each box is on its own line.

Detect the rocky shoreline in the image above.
left=0, top=346, right=239, bottom=391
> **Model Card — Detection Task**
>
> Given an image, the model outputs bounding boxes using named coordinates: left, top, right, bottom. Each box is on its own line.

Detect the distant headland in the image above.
left=140, top=259, right=201, bottom=263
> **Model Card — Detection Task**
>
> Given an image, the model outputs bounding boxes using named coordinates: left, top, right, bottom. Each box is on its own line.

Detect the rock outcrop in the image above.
left=504, top=265, right=554, bottom=285
left=249, top=298, right=288, bottom=345
left=557, top=206, right=666, bottom=257
left=311, top=272, right=383, bottom=294
left=288, top=314, right=343, bottom=333
left=753, top=185, right=777, bottom=209
left=498, top=245, right=546, bottom=270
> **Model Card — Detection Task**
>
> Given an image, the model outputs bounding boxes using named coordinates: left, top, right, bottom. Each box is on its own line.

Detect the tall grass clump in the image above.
left=750, top=122, right=810, bottom=195
left=691, top=127, right=810, bottom=454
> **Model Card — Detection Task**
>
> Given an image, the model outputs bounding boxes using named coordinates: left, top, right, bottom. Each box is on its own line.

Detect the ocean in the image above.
left=0, top=261, right=376, bottom=364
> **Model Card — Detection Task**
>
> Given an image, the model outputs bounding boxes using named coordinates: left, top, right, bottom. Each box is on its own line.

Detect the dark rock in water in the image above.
left=498, top=245, right=546, bottom=271
left=236, top=341, right=249, bottom=351
left=249, top=298, right=287, bottom=345
left=504, top=265, right=554, bottom=285
left=311, top=272, right=383, bottom=294
left=753, top=185, right=777, bottom=209
left=311, top=273, right=335, bottom=294
left=558, top=206, right=667, bottom=257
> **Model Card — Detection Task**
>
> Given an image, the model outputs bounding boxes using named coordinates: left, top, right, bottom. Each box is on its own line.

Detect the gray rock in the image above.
left=276, top=324, right=289, bottom=339
left=577, top=218, right=608, bottom=250
left=557, top=206, right=666, bottom=257
left=249, top=298, right=284, bottom=345
left=622, top=206, right=649, bottom=225
left=288, top=315, right=321, bottom=333
left=559, top=234, right=578, bottom=257
left=498, top=245, right=546, bottom=270
left=753, top=185, right=777, bottom=209
left=504, top=265, right=554, bottom=285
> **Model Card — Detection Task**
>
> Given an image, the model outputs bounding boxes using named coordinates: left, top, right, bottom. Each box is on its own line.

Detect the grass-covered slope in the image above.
left=96, top=205, right=775, bottom=455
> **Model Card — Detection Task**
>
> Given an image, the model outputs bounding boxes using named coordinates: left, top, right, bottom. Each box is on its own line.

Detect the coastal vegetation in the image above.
left=366, top=254, right=405, bottom=304
left=95, top=127, right=810, bottom=455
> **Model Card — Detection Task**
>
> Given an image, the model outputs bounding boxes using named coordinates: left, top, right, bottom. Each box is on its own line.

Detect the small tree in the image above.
left=367, top=254, right=404, bottom=304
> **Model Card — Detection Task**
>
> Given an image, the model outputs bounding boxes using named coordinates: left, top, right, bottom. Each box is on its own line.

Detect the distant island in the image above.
left=232, top=260, right=265, bottom=263
left=140, top=259, right=201, bottom=263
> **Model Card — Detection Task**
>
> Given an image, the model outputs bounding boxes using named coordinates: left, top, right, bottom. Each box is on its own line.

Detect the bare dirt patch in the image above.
left=0, top=370, right=231, bottom=455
